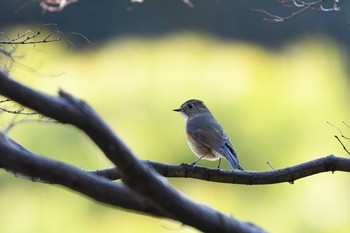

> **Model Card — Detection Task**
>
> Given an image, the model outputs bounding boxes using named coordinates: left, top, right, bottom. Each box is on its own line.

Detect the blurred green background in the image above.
left=1, top=28, right=350, bottom=233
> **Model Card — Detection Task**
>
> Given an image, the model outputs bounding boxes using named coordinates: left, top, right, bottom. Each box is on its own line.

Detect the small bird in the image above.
left=174, top=99, right=243, bottom=170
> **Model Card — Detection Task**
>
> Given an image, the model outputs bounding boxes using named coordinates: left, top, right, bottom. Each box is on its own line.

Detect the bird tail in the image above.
left=222, top=145, right=244, bottom=171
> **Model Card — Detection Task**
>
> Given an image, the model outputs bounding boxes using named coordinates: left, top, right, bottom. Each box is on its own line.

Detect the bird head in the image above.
left=173, top=99, right=209, bottom=120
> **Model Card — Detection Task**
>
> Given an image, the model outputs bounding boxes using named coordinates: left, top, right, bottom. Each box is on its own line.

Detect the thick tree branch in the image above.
left=92, top=155, right=350, bottom=184
left=0, top=132, right=164, bottom=217
left=0, top=71, right=267, bottom=233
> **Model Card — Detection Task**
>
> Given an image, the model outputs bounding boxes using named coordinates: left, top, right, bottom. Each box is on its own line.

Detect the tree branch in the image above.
left=253, top=0, right=341, bottom=22
left=0, top=132, right=163, bottom=217
left=91, top=155, right=350, bottom=184
left=0, top=70, right=267, bottom=233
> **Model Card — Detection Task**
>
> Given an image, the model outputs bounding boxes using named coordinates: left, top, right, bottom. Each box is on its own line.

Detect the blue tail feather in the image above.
left=222, top=145, right=243, bottom=170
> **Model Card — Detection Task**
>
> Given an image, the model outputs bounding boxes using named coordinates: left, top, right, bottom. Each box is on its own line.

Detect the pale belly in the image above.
left=186, top=135, right=222, bottom=161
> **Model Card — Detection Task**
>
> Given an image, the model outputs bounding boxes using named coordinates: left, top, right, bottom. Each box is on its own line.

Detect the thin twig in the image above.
left=266, top=161, right=276, bottom=170
left=0, top=107, right=38, bottom=115
left=253, top=0, right=340, bottom=22
left=327, top=122, right=350, bottom=154
left=334, top=135, right=350, bottom=156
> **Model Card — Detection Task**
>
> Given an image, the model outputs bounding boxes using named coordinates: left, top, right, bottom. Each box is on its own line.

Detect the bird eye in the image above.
left=188, top=104, right=194, bottom=109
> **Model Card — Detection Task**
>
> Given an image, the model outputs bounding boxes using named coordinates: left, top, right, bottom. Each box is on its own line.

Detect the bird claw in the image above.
left=189, top=162, right=197, bottom=166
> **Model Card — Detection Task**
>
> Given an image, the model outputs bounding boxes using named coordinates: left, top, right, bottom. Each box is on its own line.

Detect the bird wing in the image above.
left=187, top=115, right=224, bottom=146
left=187, top=116, right=243, bottom=170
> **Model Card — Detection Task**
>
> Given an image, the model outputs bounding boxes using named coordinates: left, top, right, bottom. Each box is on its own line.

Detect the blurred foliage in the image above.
left=0, top=28, right=350, bottom=233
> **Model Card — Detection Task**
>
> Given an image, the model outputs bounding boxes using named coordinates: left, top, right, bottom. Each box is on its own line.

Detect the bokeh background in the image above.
left=1, top=1, right=350, bottom=233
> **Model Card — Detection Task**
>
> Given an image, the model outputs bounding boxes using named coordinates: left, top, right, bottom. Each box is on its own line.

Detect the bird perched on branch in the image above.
left=174, top=99, right=243, bottom=170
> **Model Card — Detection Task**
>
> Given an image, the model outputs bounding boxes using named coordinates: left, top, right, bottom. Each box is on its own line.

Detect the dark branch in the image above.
left=91, top=155, right=350, bottom=184
left=0, top=71, right=267, bottom=233
left=0, top=132, right=163, bottom=217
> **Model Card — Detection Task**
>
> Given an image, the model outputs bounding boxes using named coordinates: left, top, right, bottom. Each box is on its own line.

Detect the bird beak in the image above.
left=173, top=108, right=182, bottom=112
